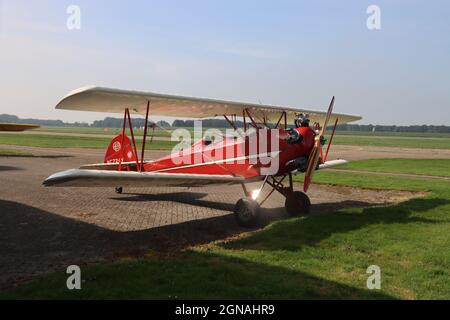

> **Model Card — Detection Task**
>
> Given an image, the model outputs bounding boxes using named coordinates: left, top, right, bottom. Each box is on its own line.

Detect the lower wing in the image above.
left=43, top=160, right=346, bottom=188
left=43, top=169, right=259, bottom=188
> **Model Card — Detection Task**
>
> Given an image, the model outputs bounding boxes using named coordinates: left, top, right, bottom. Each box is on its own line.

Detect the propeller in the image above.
left=303, top=96, right=335, bottom=192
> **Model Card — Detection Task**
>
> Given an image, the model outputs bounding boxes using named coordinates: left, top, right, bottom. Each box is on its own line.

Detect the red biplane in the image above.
left=44, top=86, right=361, bottom=227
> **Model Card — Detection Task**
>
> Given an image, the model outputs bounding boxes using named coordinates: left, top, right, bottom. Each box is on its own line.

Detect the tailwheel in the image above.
left=234, top=197, right=260, bottom=228
left=115, top=186, right=123, bottom=194
left=285, top=191, right=311, bottom=216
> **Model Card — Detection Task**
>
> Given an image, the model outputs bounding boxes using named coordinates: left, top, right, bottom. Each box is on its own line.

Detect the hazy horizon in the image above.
left=1, top=1, right=449, bottom=126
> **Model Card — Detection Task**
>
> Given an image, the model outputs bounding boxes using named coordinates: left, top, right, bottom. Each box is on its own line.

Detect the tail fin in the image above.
left=104, top=134, right=137, bottom=164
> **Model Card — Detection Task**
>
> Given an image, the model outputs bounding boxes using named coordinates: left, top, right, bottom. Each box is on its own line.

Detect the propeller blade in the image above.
left=324, top=117, right=339, bottom=163
left=303, top=139, right=321, bottom=192
left=303, top=96, right=335, bottom=192
left=320, top=96, right=335, bottom=136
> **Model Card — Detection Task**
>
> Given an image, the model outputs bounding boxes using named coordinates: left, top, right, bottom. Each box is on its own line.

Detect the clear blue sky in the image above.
left=1, top=0, right=449, bottom=125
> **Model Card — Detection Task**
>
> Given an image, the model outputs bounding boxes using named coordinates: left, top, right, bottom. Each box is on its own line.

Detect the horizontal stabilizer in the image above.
left=318, top=159, right=348, bottom=169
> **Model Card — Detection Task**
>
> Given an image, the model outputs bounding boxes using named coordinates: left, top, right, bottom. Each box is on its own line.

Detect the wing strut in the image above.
left=117, top=108, right=140, bottom=172
left=118, top=109, right=127, bottom=171
left=224, top=114, right=238, bottom=130
left=242, top=110, right=247, bottom=132
left=126, top=108, right=140, bottom=170
left=245, top=108, right=259, bottom=129
left=140, top=101, right=150, bottom=172
left=275, top=111, right=287, bottom=129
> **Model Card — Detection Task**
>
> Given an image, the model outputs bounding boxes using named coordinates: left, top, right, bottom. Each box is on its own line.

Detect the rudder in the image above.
left=104, top=134, right=137, bottom=164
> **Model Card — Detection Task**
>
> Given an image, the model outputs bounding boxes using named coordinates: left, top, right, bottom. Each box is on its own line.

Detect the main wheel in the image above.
left=234, top=197, right=260, bottom=228
left=115, top=186, right=123, bottom=194
left=285, top=191, right=311, bottom=216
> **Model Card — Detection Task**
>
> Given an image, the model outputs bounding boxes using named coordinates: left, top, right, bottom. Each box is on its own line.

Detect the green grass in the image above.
left=336, top=131, right=450, bottom=139
left=332, top=135, right=450, bottom=149
left=1, top=159, right=449, bottom=299
left=334, top=158, right=450, bottom=177
left=19, top=127, right=450, bottom=149
left=37, top=127, right=450, bottom=139
left=0, top=133, right=176, bottom=150
left=36, top=126, right=175, bottom=138
left=0, top=149, right=33, bottom=157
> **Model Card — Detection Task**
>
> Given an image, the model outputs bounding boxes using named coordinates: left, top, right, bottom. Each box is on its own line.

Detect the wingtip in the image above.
left=55, top=85, right=98, bottom=110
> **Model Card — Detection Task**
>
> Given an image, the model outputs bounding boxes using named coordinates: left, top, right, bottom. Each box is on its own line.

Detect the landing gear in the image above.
left=237, top=173, right=311, bottom=226
left=234, top=197, right=260, bottom=228
left=285, top=191, right=311, bottom=216
left=115, top=186, right=123, bottom=194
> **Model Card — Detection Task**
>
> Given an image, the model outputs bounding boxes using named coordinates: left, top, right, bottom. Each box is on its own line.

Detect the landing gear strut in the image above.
left=115, top=186, right=123, bottom=194
left=265, top=173, right=311, bottom=217
left=235, top=173, right=311, bottom=228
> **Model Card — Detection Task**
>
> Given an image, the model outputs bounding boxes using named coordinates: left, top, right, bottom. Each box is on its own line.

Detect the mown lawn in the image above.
left=18, top=127, right=450, bottom=150
left=0, top=133, right=176, bottom=150
left=336, top=131, right=450, bottom=139
left=0, top=149, right=34, bottom=157
left=332, top=135, right=450, bottom=149
left=36, top=127, right=450, bottom=139
left=334, top=158, right=450, bottom=177
left=35, top=126, right=175, bottom=138
left=1, top=160, right=449, bottom=299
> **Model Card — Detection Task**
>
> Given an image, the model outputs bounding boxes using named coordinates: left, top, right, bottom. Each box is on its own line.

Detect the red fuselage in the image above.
left=142, top=127, right=316, bottom=179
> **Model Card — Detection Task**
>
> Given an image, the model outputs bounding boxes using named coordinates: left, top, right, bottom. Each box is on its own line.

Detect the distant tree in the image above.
left=172, top=120, right=187, bottom=127
left=0, top=114, right=19, bottom=122
left=156, top=120, right=171, bottom=128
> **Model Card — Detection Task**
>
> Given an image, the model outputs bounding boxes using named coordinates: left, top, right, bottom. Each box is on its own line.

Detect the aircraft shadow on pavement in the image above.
left=112, top=191, right=377, bottom=227
left=0, top=165, right=23, bottom=171
left=112, top=191, right=234, bottom=212
left=0, top=198, right=395, bottom=299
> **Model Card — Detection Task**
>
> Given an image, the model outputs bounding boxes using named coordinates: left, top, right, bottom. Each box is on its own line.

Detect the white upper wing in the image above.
left=56, top=86, right=362, bottom=125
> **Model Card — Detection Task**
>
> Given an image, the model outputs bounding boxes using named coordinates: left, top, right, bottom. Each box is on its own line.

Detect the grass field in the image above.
left=334, top=158, right=450, bottom=177
left=35, top=126, right=175, bottom=137
left=332, top=135, right=450, bottom=149
left=336, top=131, right=450, bottom=139
left=36, top=127, right=450, bottom=139
left=2, top=159, right=449, bottom=299
left=4, top=127, right=450, bottom=150
left=0, top=149, right=34, bottom=157
left=0, top=133, right=177, bottom=150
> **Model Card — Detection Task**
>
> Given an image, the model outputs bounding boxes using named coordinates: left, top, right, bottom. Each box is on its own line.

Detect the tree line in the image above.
left=1, top=114, right=449, bottom=133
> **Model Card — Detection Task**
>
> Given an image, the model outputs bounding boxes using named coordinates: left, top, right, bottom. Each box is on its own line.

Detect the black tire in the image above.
left=234, top=197, right=260, bottom=228
left=115, top=186, right=123, bottom=194
left=285, top=191, right=311, bottom=216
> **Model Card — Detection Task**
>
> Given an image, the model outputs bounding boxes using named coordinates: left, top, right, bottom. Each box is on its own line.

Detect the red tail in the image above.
left=104, top=134, right=137, bottom=164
